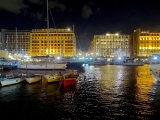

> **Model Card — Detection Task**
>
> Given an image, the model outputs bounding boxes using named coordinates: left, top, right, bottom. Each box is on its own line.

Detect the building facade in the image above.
left=30, top=28, right=76, bottom=57
left=1, top=28, right=76, bottom=58
left=1, top=29, right=31, bottom=59
left=133, top=28, right=160, bottom=57
left=90, top=33, right=132, bottom=57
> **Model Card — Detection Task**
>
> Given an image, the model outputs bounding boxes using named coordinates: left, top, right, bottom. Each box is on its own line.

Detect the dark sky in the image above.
left=0, top=0, right=160, bottom=51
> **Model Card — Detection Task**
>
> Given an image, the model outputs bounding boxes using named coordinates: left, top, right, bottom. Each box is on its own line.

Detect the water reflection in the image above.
left=0, top=83, right=25, bottom=102
left=78, top=65, right=156, bottom=119
left=0, top=65, right=159, bottom=119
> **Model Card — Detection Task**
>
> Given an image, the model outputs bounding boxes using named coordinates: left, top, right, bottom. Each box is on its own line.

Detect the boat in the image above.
left=88, top=61, right=107, bottom=65
left=113, top=60, right=144, bottom=66
left=118, top=62, right=144, bottom=66
left=148, top=54, right=160, bottom=82
left=149, top=68, right=160, bottom=82
left=110, top=56, right=145, bottom=66
left=18, top=62, right=67, bottom=70
left=0, top=74, right=26, bottom=86
left=25, top=74, right=42, bottom=84
left=61, top=77, right=78, bottom=87
left=60, top=69, right=79, bottom=87
left=18, top=0, right=67, bottom=70
left=44, top=72, right=63, bottom=83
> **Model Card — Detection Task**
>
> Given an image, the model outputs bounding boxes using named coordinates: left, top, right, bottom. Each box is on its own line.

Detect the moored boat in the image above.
left=61, top=77, right=78, bottom=87
left=88, top=61, right=107, bottom=65
left=44, top=72, right=63, bottom=83
left=0, top=74, right=26, bottom=86
left=60, top=69, right=79, bottom=87
left=150, top=69, right=160, bottom=82
left=118, top=62, right=144, bottom=66
left=148, top=54, right=160, bottom=82
left=18, top=62, right=67, bottom=70
left=25, top=74, right=42, bottom=84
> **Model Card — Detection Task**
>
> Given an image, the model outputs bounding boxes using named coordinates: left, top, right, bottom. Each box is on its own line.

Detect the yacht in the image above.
left=148, top=54, right=160, bottom=82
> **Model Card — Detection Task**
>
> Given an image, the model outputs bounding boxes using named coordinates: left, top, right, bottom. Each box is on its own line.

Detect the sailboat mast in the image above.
left=16, top=27, right=18, bottom=60
left=47, top=0, right=50, bottom=56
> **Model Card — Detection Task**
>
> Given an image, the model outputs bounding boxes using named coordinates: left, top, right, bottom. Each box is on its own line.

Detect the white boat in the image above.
left=150, top=68, right=160, bottom=82
left=18, top=0, right=67, bottom=70
left=88, top=61, right=107, bottom=65
left=149, top=63, right=160, bottom=70
left=148, top=54, right=160, bottom=82
left=18, top=62, right=67, bottom=70
left=44, top=72, right=63, bottom=83
left=148, top=63, right=160, bottom=82
left=0, top=74, right=26, bottom=86
left=114, top=61, right=144, bottom=66
left=25, top=74, right=42, bottom=84
left=119, top=62, right=144, bottom=66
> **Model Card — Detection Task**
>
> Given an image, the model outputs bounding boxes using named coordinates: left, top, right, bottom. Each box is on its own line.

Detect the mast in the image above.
left=16, top=27, right=18, bottom=60
left=47, top=0, right=50, bottom=56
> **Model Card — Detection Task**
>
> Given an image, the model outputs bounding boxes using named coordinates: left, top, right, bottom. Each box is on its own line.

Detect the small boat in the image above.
left=113, top=61, right=144, bottom=66
left=60, top=70, right=79, bottom=87
left=0, top=74, right=26, bottom=86
left=44, top=72, right=63, bottom=83
left=61, top=77, right=78, bottom=87
left=119, top=62, right=144, bottom=66
left=88, top=61, right=107, bottom=65
left=25, top=74, right=42, bottom=84
left=149, top=68, right=160, bottom=82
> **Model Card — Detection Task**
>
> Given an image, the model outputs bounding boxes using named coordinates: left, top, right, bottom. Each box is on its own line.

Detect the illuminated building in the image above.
left=30, top=28, right=76, bottom=57
left=133, top=28, right=160, bottom=57
left=89, top=33, right=132, bottom=57
left=1, top=29, right=31, bottom=58
left=0, top=28, right=76, bottom=58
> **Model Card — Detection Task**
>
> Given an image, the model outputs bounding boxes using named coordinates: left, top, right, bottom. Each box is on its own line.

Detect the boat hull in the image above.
left=114, top=62, right=144, bottom=66
left=18, top=63, right=66, bottom=70
left=0, top=77, right=25, bottom=86
left=26, top=77, right=41, bottom=84
left=44, top=74, right=63, bottom=83
left=150, top=69, right=160, bottom=82
left=61, top=78, right=78, bottom=87
left=149, top=64, right=160, bottom=70
left=149, top=64, right=160, bottom=82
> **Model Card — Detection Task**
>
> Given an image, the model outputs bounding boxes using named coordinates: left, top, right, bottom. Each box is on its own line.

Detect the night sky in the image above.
left=0, top=0, right=160, bottom=51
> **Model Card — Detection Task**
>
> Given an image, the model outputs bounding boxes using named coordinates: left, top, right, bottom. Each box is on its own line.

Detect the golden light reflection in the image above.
left=135, top=65, right=154, bottom=100
left=134, top=65, right=155, bottom=115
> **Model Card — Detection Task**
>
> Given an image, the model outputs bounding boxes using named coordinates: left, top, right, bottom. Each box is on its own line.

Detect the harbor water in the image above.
left=0, top=64, right=160, bottom=120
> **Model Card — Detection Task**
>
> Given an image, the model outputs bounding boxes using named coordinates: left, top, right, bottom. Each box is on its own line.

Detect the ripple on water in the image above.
left=0, top=65, right=159, bottom=119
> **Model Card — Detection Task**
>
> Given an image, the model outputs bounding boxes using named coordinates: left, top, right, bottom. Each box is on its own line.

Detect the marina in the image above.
left=0, top=64, right=159, bottom=119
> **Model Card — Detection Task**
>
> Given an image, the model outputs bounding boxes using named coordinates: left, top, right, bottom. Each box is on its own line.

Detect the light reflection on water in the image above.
left=0, top=65, right=160, bottom=119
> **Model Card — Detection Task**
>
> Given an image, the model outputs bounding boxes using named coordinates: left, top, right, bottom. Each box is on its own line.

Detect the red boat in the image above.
left=61, top=77, right=78, bottom=87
